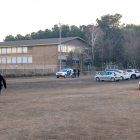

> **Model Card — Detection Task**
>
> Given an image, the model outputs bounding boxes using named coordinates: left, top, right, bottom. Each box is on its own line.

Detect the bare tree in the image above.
left=123, top=28, right=140, bottom=68
left=85, top=24, right=104, bottom=66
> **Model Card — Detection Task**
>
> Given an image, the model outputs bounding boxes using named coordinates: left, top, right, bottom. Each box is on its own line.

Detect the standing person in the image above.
left=74, top=69, right=76, bottom=78
left=77, top=68, right=80, bottom=78
left=0, top=74, right=6, bottom=95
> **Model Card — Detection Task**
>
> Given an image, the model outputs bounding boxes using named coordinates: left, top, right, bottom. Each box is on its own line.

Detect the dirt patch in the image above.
left=1, top=76, right=140, bottom=140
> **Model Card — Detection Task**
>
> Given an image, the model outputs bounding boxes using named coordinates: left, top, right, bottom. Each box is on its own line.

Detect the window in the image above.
left=76, top=60, right=79, bottom=64
left=127, top=70, right=132, bottom=72
left=71, top=47, right=76, bottom=53
left=7, top=48, right=11, bottom=54
left=17, top=57, right=22, bottom=63
left=23, top=57, right=27, bottom=63
left=28, top=56, right=32, bottom=63
left=2, top=48, right=6, bottom=54
left=101, top=72, right=107, bottom=75
left=58, top=45, right=60, bottom=52
left=12, top=57, right=16, bottom=63
left=62, top=59, right=66, bottom=63
left=12, top=47, right=16, bottom=53
left=22, top=47, right=27, bottom=53
left=107, top=72, right=112, bottom=75
left=67, top=46, right=72, bottom=52
left=7, top=57, right=11, bottom=63
left=2, top=57, right=6, bottom=63
left=17, top=47, right=22, bottom=53
left=0, top=58, right=1, bottom=64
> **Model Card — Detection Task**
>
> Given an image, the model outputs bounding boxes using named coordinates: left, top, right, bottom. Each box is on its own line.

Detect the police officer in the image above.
left=78, top=68, right=80, bottom=78
left=73, top=69, right=76, bottom=78
left=0, top=74, right=6, bottom=95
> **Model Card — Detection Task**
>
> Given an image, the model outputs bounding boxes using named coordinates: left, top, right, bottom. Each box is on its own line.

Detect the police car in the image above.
left=56, top=68, right=74, bottom=78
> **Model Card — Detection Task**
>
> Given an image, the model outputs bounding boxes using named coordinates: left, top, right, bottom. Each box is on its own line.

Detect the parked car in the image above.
left=124, top=69, right=140, bottom=79
left=95, top=71, right=121, bottom=82
left=56, top=68, right=74, bottom=78
left=115, top=70, right=130, bottom=80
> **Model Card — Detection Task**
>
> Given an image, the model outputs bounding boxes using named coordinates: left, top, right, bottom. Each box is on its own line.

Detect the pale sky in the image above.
left=0, top=0, right=140, bottom=42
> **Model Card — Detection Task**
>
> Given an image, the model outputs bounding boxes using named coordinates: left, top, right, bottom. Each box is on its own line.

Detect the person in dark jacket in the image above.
left=73, top=69, right=76, bottom=78
left=0, top=74, right=6, bottom=95
left=77, top=68, right=80, bottom=78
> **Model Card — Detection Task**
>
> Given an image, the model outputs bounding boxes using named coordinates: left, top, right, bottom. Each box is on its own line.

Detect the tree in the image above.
left=85, top=24, right=104, bottom=66
left=66, top=51, right=75, bottom=68
left=15, top=34, right=25, bottom=40
left=96, top=13, right=123, bottom=64
left=4, top=35, right=15, bottom=41
left=96, top=13, right=122, bottom=32
left=31, top=32, right=37, bottom=39
left=67, top=25, right=82, bottom=37
left=51, top=24, right=59, bottom=38
left=36, top=30, right=44, bottom=39
left=44, top=29, right=52, bottom=38
left=123, top=28, right=140, bottom=68
left=61, top=24, right=69, bottom=37
left=79, top=25, right=88, bottom=40
left=25, top=34, right=31, bottom=40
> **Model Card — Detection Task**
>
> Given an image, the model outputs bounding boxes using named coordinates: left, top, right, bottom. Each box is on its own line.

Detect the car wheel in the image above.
left=71, top=75, right=74, bottom=78
left=125, top=79, right=128, bottom=80
left=57, top=76, right=59, bottom=78
left=64, top=75, right=67, bottom=78
left=96, top=77, right=100, bottom=81
left=131, top=75, right=136, bottom=79
left=110, top=77, right=115, bottom=82
left=121, top=76, right=124, bottom=80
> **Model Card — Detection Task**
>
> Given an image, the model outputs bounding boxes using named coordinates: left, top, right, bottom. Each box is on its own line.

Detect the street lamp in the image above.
left=58, top=22, right=62, bottom=70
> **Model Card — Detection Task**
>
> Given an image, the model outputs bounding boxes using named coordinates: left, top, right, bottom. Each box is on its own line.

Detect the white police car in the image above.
left=56, top=68, right=74, bottom=78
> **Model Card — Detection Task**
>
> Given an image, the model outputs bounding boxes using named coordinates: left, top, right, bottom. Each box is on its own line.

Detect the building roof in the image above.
left=0, top=37, right=86, bottom=47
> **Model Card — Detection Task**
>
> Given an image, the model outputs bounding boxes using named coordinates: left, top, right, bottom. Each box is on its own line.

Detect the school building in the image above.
left=0, top=37, right=89, bottom=70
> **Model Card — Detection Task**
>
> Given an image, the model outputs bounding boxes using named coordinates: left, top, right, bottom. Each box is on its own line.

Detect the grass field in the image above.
left=0, top=75, right=140, bottom=140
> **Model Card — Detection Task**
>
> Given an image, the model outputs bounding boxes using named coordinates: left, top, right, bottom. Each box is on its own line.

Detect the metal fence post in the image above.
left=2, top=66, right=3, bottom=75
left=34, top=66, right=36, bottom=76
left=43, top=65, right=44, bottom=76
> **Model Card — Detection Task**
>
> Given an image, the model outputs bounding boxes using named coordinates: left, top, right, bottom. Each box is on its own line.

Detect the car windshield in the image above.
left=60, top=69, right=67, bottom=72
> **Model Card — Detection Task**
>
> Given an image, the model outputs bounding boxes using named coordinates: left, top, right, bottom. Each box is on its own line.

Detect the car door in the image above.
left=67, top=70, right=70, bottom=76
left=107, top=72, right=112, bottom=80
left=100, top=72, right=107, bottom=80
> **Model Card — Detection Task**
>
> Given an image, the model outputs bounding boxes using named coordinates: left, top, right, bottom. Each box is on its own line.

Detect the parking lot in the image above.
left=1, top=75, right=140, bottom=140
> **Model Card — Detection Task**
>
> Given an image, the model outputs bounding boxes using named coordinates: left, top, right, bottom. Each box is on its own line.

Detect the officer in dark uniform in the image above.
left=0, top=74, right=6, bottom=95
left=78, top=68, right=80, bottom=78
left=73, top=69, right=76, bottom=78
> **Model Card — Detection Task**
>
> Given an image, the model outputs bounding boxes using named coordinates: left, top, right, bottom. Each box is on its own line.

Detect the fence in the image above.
left=0, top=65, right=125, bottom=78
left=0, top=65, right=58, bottom=77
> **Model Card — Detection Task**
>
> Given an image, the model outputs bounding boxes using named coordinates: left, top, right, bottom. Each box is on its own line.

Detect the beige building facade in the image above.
left=0, top=37, right=88, bottom=69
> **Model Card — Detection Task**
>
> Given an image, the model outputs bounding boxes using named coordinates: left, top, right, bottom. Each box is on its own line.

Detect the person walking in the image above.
left=77, top=68, right=80, bottom=78
left=0, top=74, right=6, bottom=95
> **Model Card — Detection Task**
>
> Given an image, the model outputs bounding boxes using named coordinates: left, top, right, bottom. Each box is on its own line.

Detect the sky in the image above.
left=0, top=0, right=140, bottom=42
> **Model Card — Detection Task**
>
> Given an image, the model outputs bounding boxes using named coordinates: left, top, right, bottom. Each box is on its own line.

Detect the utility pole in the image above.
left=58, top=22, right=62, bottom=70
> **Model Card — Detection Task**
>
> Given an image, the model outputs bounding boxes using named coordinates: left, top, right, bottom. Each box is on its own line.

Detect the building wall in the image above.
left=0, top=45, right=58, bottom=67
left=62, top=38, right=87, bottom=47
left=32, top=45, right=58, bottom=65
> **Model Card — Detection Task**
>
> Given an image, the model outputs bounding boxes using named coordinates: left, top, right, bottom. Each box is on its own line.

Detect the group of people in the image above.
left=73, top=68, right=80, bottom=78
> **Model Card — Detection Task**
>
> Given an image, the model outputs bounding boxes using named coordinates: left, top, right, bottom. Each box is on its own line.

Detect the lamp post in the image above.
left=58, top=22, right=62, bottom=70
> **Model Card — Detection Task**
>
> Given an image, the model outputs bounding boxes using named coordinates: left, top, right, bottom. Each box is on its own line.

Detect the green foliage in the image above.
left=67, top=25, right=82, bottom=37
left=4, top=35, right=15, bottom=41
left=15, top=34, right=25, bottom=40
